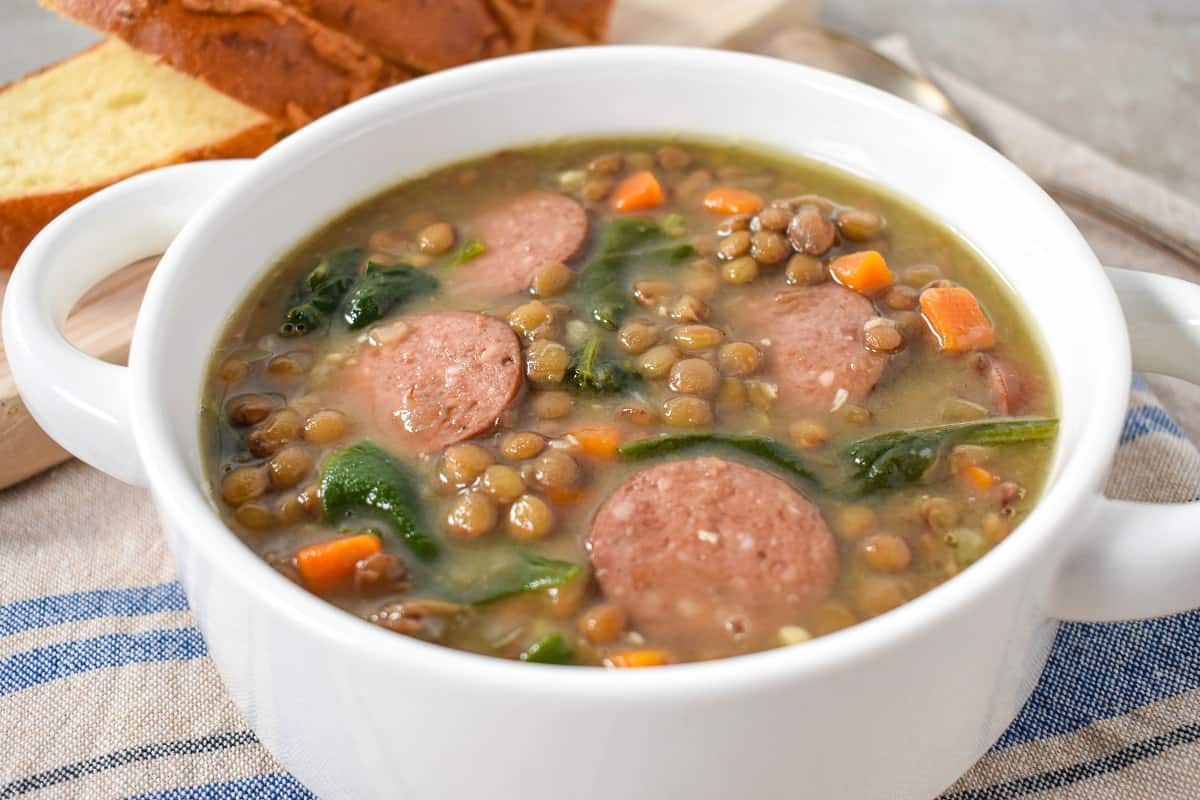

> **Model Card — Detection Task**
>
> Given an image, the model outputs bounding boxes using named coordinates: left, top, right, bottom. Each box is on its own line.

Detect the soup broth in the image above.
left=203, top=138, right=1057, bottom=666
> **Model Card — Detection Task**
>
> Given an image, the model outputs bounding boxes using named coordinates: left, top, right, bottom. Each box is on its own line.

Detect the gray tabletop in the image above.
left=2, top=0, right=1196, bottom=200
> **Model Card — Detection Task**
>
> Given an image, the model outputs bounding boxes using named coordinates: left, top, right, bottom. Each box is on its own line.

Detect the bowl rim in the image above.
left=129, top=45, right=1129, bottom=697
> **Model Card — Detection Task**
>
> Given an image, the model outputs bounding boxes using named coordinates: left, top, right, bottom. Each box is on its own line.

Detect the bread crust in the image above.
left=539, top=0, right=612, bottom=44
left=41, top=0, right=410, bottom=128
left=284, top=0, right=511, bottom=73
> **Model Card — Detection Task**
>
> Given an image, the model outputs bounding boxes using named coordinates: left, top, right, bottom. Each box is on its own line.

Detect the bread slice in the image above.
left=0, top=39, right=278, bottom=271
left=40, top=0, right=410, bottom=130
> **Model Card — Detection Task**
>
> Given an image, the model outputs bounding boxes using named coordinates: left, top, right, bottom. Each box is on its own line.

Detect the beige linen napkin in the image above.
left=4, top=4, right=1200, bottom=799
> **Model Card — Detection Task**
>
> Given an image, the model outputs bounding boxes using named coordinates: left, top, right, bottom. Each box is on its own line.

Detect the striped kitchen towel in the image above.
left=5, top=26, right=1200, bottom=800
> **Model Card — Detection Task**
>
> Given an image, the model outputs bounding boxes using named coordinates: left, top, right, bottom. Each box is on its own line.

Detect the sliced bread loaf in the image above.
left=0, top=38, right=278, bottom=271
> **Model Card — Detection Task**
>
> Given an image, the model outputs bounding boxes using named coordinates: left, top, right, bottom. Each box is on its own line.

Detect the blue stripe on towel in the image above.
left=126, top=773, right=316, bottom=800
left=0, top=583, right=189, bottom=637
left=997, top=609, right=1200, bottom=748
left=0, top=628, right=206, bottom=696
left=1119, top=404, right=1186, bottom=444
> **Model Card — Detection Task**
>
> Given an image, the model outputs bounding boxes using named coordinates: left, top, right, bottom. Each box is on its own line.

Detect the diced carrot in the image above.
left=611, top=171, right=665, bottom=211
left=295, top=533, right=382, bottom=595
left=572, top=425, right=625, bottom=460
left=920, top=286, right=995, bottom=352
left=829, top=250, right=895, bottom=294
left=604, top=649, right=672, bottom=668
left=961, top=464, right=997, bottom=493
left=701, top=186, right=763, bottom=215
left=545, top=486, right=584, bottom=505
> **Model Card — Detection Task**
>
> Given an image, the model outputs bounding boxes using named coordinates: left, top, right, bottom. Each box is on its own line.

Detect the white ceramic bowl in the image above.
left=8, top=47, right=1200, bottom=800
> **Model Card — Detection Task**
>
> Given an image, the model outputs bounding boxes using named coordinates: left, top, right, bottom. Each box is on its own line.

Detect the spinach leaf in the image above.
left=520, top=634, right=574, bottom=664
left=565, top=332, right=640, bottom=394
left=447, top=238, right=486, bottom=266
left=280, top=247, right=364, bottom=336
left=842, top=417, right=1058, bottom=494
left=577, top=218, right=694, bottom=329
left=457, top=551, right=583, bottom=606
left=343, top=262, right=438, bottom=330
left=618, top=433, right=818, bottom=485
left=320, top=441, right=439, bottom=560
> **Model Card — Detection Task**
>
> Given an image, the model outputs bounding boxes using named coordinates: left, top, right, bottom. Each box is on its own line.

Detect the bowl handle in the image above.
left=1047, top=267, right=1200, bottom=621
left=2, top=161, right=251, bottom=487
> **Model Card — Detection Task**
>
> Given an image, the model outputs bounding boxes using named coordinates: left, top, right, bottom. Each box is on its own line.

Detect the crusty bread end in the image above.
left=40, top=0, right=410, bottom=129
left=0, top=39, right=278, bottom=271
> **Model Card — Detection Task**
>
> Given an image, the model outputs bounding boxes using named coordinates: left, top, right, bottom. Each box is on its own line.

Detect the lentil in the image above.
left=755, top=205, right=792, bottom=232
left=440, top=443, right=495, bottom=487
left=530, top=450, right=580, bottom=491
left=481, top=464, right=526, bottom=504
left=717, top=341, right=761, bottom=376
left=655, top=145, right=691, bottom=171
left=507, top=494, right=555, bottom=541
left=716, top=378, right=748, bottom=411
left=717, top=230, right=752, bottom=260
left=268, top=445, right=312, bottom=490
left=836, top=208, right=884, bottom=240
left=788, top=208, right=836, bottom=255
left=447, top=492, right=498, bottom=538
left=721, top=255, right=758, bottom=284
left=617, top=321, right=659, bottom=354
left=750, top=230, right=790, bottom=264
left=248, top=409, right=303, bottom=456
left=226, top=393, right=277, bottom=426
left=669, top=358, right=719, bottom=396
left=672, top=324, right=724, bottom=352
left=303, top=409, right=349, bottom=444
left=638, top=344, right=678, bottom=379
left=525, top=340, right=570, bottom=384
left=861, top=534, right=912, bottom=572
left=508, top=301, right=554, bottom=337
left=579, top=604, right=626, bottom=644
left=221, top=466, right=268, bottom=506
left=532, top=391, right=574, bottom=420
left=501, top=432, right=546, bottom=461
left=529, top=262, right=573, bottom=297
left=416, top=222, right=455, bottom=255
left=663, top=396, right=714, bottom=428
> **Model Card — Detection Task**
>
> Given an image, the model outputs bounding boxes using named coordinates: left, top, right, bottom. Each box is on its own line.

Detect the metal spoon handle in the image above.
left=1043, top=182, right=1200, bottom=270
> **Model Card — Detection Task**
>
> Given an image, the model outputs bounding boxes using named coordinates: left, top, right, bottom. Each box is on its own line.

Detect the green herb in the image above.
left=458, top=551, right=583, bottom=606
left=519, top=634, right=574, bottom=664
left=343, top=262, right=438, bottom=330
left=662, top=212, right=687, bottom=235
left=842, top=417, right=1058, bottom=494
left=448, top=238, right=486, bottom=266
left=577, top=218, right=693, bottom=329
left=319, top=441, right=438, bottom=560
left=565, top=332, right=641, bottom=394
left=280, top=247, right=364, bottom=336
left=618, top=433, right=818, bottom=485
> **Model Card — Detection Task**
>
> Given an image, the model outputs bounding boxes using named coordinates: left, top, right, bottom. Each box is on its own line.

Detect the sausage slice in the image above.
left=339, top=311, right=522, bottom=453
left=455, top=190, right=588, bottom=295
left=589, top=457, right=838, bottom=649
left=736, top=283, right=888, bottom=413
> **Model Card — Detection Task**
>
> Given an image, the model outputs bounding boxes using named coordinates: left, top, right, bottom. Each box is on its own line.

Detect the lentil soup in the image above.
left=203, top=138, right=1057, bottom=666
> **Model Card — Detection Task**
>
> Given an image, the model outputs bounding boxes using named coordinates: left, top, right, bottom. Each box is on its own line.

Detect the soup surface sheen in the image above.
left=204, top=138, right=1057, bottom=666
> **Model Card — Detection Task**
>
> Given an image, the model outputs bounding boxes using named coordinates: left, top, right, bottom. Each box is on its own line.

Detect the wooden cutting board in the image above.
left=0, top=257, right=158, bottom=489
